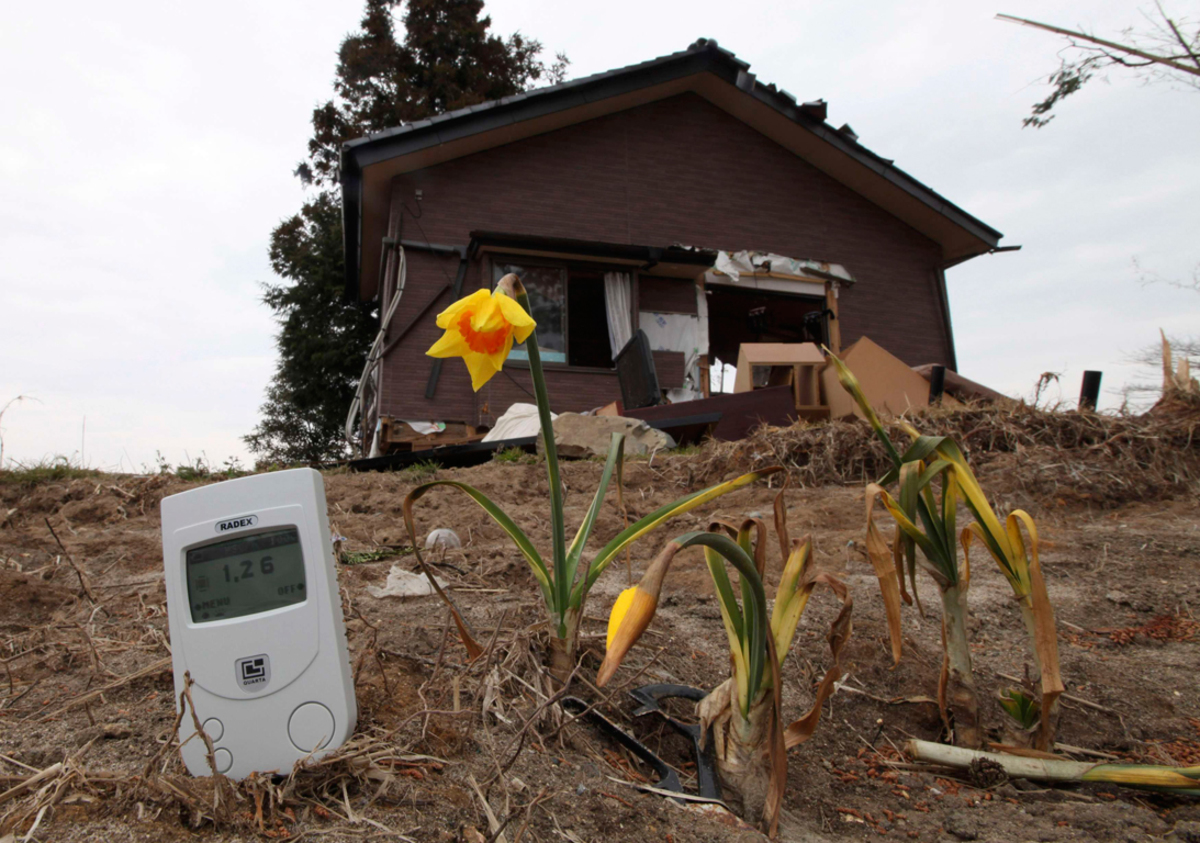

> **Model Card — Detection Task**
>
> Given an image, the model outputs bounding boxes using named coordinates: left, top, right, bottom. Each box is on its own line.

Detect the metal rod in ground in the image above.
left=1079, top=371, right=1102, bottom=411
left=928, top=365, right=946, bottom=405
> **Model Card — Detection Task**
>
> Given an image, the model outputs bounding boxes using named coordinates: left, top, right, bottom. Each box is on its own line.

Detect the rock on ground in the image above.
left=544, top=413, right=676, bottom=458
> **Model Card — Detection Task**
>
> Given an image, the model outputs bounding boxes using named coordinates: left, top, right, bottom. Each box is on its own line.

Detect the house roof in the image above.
left=341, top=38, right=1005, bottom=299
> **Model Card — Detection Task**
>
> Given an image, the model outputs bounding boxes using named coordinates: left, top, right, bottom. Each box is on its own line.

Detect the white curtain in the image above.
left=603, top=272, right=633, bottom=360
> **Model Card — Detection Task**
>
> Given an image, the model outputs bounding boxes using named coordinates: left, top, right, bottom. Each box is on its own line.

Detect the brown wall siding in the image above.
left=380, top=92, right=951, bottom=426
left=651, top=351, right=687, bottom=389
left=379, top=249, right=479, bottom=424
left=480, top=366, right=621, bottom=422
left=639, top=277, right=698, bottom=315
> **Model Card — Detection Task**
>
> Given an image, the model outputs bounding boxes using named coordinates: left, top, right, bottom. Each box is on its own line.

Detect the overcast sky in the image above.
left=3, top=0, right=1198, bottom=471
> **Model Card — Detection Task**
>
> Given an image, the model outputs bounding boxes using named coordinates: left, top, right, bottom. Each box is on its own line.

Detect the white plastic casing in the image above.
left=161, top=469, right=356, bottom=779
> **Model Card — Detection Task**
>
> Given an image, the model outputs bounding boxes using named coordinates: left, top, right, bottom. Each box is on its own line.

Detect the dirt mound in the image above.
left=0, top=569, right=73, bottom=631
left=1, top=474, right=190, bottom=525
left=699, top=402, right=1200, bottom=507
left=1, top=462, right=1198, bottom=842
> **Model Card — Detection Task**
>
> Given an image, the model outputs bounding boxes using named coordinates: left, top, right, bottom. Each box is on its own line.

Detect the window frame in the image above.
left=490, top=258, right=570, bottom=364
left=485, top=253, right=638, bottom=374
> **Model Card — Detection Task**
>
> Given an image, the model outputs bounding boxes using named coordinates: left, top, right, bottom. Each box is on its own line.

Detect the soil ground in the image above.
left=1, top=452, right=1198, bottom=842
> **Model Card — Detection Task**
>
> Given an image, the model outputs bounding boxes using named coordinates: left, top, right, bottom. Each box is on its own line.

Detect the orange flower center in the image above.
left=457, top=311, right=511, bottom=355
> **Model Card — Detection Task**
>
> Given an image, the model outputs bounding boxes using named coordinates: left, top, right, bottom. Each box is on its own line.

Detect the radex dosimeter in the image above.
left=160, top=469, right=356, bottom=778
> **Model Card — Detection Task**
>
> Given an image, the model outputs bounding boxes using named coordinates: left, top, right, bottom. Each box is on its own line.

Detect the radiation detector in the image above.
left=160, top=468, right=356, bottom=779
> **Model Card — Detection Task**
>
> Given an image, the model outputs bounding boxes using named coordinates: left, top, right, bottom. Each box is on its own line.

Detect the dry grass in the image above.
left=697, top=402, right=1200, bottom=507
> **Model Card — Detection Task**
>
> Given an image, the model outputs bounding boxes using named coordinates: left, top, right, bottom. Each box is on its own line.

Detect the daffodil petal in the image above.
left=495, top=292, right=535, bottom=328
left=469, top=295, right=500, bottom=332
left=462, top=350, right=502, bottom=391
left=435, top=288, right=491, bottom=329
left=427, top=330, right=471, bottom=358
left=607, top=587, right=637, bottom=650
left=513, top=322, right=535, bottom=345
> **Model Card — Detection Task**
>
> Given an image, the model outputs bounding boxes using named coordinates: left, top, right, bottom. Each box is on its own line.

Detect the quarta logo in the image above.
left=216, top=514, right=259, bottom=534
left=235, top=654, right=271, bottom=691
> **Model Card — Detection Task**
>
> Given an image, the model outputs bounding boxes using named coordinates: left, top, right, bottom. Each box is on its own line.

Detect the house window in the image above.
left=492, top=262, right=615, bottom=369
left=493, top=263, right=566, bottom=363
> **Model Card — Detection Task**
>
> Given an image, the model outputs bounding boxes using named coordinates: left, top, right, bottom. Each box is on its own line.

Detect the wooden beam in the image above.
left=825, top=282, right=842, bottom=355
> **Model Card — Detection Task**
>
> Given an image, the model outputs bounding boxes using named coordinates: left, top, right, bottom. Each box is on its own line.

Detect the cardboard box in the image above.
left=733, top=343, right=827, bottom=416
left=820, top=337, right=961, bottom=420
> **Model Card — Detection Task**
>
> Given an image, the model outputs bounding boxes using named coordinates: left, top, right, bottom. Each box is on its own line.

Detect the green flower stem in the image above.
left=515, top=290, right=568, bottom=637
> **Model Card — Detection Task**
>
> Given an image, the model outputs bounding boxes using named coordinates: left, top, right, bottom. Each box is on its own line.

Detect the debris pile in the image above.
left=699, top=402, right=1200, bottom=506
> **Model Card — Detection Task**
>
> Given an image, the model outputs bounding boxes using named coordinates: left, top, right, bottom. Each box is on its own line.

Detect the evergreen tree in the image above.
left=244, top=194, right=374, bottom=463
left=247, top=0, right=566, bottom=464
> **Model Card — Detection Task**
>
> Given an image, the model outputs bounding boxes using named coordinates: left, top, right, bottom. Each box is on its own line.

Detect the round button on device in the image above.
left=201, top=718, right=224, bottom=743
left=288, top=702, right=335, bottom=753
left=212, top=748, right=233, bottom=774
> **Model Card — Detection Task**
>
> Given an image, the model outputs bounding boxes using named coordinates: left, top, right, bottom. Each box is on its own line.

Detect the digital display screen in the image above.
left=186, top=528, right=307, bottom=623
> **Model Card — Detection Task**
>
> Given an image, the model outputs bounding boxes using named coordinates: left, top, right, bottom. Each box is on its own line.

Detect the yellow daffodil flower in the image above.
left=606, top=586, right=638, bottom=650
left=426, top=287, right=536, bottom=391
left=599, top=583, right=659, bottom=687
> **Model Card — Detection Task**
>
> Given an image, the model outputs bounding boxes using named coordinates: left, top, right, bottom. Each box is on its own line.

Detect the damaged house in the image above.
left=340, top=38, right=1004, bottom=456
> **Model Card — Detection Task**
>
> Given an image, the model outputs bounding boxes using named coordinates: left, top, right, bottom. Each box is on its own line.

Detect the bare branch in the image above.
left=997, top=13, right=1200, bottom=77
left=1000, top=8, right=1200, bottom=126
left=1159, top=0, right=1200, bottom=71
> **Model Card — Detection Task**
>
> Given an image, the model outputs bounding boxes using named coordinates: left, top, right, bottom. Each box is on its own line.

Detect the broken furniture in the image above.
left=912, top=363, right=1010, bottom=405
left=614, top=329, right=664, bottom=410
left=542, top=413, right=677, bottom=458
left=732, top=342, right=829, bottom=421
left=625, top=385, right=797, bottom=442
left=629, top=684, right=722, bottom=800
left=376, top=417, right=485, bottom=455
left=819, top=337, right=962, bottom=420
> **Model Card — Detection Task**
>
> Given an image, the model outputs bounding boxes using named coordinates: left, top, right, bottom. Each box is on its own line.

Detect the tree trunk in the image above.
left=940, top=584, right=981, bottom=748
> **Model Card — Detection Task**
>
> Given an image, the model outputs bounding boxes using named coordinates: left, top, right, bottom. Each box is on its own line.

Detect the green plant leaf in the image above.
left=563, top=432, right=625, bottom=605
left=999, top=687, right=1040, bottom=729
left=404, top=480, right=552, bottom=608
left=825, top=349, right=901, bottom=465
left=704, top=546, right=748, bottom=705
left=672, top=531, right=767, bottom=713
left=572, top=467, right=782, bottom=605
left=705, top=546, right=744, bottom=641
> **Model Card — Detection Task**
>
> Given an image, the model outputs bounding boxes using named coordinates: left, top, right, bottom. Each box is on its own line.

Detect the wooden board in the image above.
left=626, top=386, right=797, bottom=441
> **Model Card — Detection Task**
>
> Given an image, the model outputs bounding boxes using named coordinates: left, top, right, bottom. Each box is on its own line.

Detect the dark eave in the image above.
left=470, top=230, right=716, bottom=267
left=342, top=39, right=1004, bottom=300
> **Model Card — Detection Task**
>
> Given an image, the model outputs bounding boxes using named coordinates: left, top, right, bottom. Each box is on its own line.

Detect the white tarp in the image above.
left=713, top=250, right=854, bottom=285
left=482, top=402, right=557, bottom=442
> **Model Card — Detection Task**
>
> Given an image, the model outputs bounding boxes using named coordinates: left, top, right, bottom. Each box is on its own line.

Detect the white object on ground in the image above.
left=425, top=528, right=462, bottom=550
left=482, top=402, right=557, bottom=442
left=367, top=565, right=447, bottom=599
